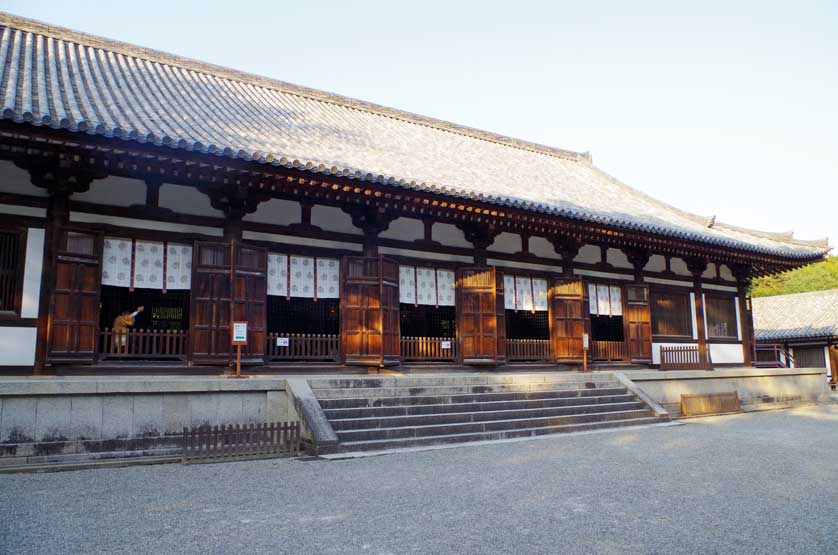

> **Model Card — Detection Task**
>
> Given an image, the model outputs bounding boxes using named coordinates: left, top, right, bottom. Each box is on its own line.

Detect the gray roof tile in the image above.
left=752, top=289, right=838, bottom=341
left=0, top=13, right=829, bottom=260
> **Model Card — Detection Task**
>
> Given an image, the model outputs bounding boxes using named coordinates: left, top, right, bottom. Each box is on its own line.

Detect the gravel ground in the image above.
left=2, top=404, right=837, bottom=555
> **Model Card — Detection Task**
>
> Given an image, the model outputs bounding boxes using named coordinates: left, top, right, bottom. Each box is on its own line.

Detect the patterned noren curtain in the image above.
left=289, top=256, right=315, bottom=298
left=267, top=254, right=340, bottom=298
left=597, top=284, right=611, bottom=316
left=588, top=283, right=599, bottom=315
left=399, top=266, right=416, bottom=304
left=133, top=240, right=165, bottom=290
left=267, top=254, right=288, bottom=297
left=436, top=270, right=455, bottom=307
left=101, top=237, right=133, bottom=288
left=533, top=278, right=548, bottom=311
left=416, top=268, right=437, bottom=306
left=316, top=258, right=340, bottom=299
left=609, top=285, right=623, bottom=316
left=503, top=274, right=516, bottom=310
left=515, top=276, right=534, bottom=311
left=165, top=243, right=192, bottom=290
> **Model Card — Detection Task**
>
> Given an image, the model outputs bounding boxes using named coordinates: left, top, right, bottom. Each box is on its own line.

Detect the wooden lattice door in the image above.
left=190, top=241, right=233, bottom=365
left=625, top=284, right=652, bottom=362
left=549, top=278, right=587, bottom=362
left=232, top=243, right=267, bottom=365
left=457, top=266, right=505, bottom=365
left=340, top=256, right=401, bottom=367
left=47, top=230, right=102, bottom=364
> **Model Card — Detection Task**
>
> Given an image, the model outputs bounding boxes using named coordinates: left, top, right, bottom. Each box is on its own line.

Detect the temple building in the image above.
left=0, top=13, right=829, bottom=375
left=752, top=290, right=838, bottom=384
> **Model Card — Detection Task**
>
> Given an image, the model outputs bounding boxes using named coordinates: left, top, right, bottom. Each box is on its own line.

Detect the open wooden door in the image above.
left=341, top=256, right=401, bottom=367
left=232, top=243, right=267, bottom=365
left=190, top=241, right=233, bottom=365
left=625, top=284, right=652, bottom=362
left=549, top=277, right=587, bottom=362
left=457, top=266, right=505, bottom=365
left=47, top=230, right=102, bottom=365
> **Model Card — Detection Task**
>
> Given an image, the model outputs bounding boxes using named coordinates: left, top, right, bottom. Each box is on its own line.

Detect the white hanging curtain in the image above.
left=436, top=270, right=455, bottom=307
left=503, top=274, right=516, bottom=310
left=597, top=284, right=611, bottom=316
left=609, top=285, right=623, bottom=316
left=515, top=276, right=534, bottom=312
left=316, top=258, right=340, bottom=299
left=267, top=254, right=288, bottom=297
left=165, top=243, right=192, bottom=291
left=132, top=240, right=165, bottom=290
left=416, top=268, right=437, bottom=305
left=101, top=237, right=133, bottom=288
left=399, top=265, right=416, bottom=304
left=289, top=256, right=315, bottom=298
left=533, top=278, right=549, bottom=311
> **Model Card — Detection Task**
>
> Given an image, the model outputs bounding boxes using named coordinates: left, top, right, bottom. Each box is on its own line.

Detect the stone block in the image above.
left=242, top=393, right=267, bottom=423
left=70, top=396, right=103, bottom=440
left=132, top=395, right=163, bottom=437
left=101, top=395, right=133, bottom=439
left=189, top=393, right=220, bottom=428
left=34, top=396, right=72, bottom=442
left=217, top=393, right=244, bottom=425
left=162, top=394, right=190, bottom=435
left=0, top=397, right=37, bottom=443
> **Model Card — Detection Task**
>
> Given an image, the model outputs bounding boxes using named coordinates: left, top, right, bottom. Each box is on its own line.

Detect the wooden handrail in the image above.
left=753, top=344, right=796, bottom=368
left=266, top=333, right=340, bottom=362
left=660, top=345, right=712, bottom=370
left=506, top=338, right=551, bottom=361
left=400, top=336, right=457, bottom=361
left=590, top=340, right=628, bottom=362
left=100, top=328, right=187, bottom=360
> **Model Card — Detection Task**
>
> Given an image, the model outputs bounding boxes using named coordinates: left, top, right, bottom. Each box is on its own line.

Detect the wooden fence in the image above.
left=506, top=339, right=552, bottom=361
left=401, top=336, right=457, bottom=361
left=590, top=340, right=628, bottom=362
left=99, top=328, right=187, bottom=360
left=680, top=392, right=742, bottom=417
left=753, top=344, right=795, bottom=368
left=267, top=333, right=340, bottom=362
left=659, top=345, right=713, bottom=370
left=182, top=422, right=301, bottom=464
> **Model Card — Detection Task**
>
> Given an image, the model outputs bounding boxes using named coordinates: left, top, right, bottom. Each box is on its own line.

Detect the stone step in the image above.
left=322, top=393, right=639, bottom=419
left=333, top=416, right=668, bottom=453
left=317, top=386, right=630, bottom=410
left=308, top=373, right=617, bottom=390
left=335, top=409, right=654, bottom=442
left=329, top=401, right=647, bottom=431
left=313, top=380, right=623, bottom=400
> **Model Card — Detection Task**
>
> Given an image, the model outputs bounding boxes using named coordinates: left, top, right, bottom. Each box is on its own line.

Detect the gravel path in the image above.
left=2, top=404, right=837, bottom=555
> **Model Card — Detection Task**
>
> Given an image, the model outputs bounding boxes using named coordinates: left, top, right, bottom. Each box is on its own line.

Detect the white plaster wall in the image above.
left=381, top=247, right=472, bottom=263
left=574, top=269, right=632, bottom=281
left=311, top=205, right=360, bottom=234
left=0, top=161, right=47, bottom=197
left=243, top=198, right=300, bottom=225
left=488, top=232, right=521, bottom=254
left=702, top=262, right=717, bottom=280
left=487, top=258, right=561, bottom=273
left=70, top=212, right=223, bottom=237
left=242, top=230, right=363, bottom=252
left=703, top=283, right=737, bottom=292
left=0, top=204, right=47, bottom=218
left=380, top=217, right=424, bottom=241
left=0, top=327, right=37, bottom=366
left=574, top=244, right=601, bottom=264
left=606, top=248, right=632, bottom=269
left=670, top=257, right=690, bottom=276
left=709, top=343, right=745, bottom=364
left=690, top=293, right=698, bottom=340
left=651, top=342, right=699, bottom=365
left=432, top=223, right=471, bottom=248
left=645, top=277, right=691, bottom=288
left=21, top=228, right=44, bottom=319
left=718, top=264, right=736, bottom=281
left=529, top=237, right=557, bottom=259
left=73, top=176, right=146, bottom=207
left=159, top=184, right=223, bottom=217
left=645, top=254, right=666, bottom=272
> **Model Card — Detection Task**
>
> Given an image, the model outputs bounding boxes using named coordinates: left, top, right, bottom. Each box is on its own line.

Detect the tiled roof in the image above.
left=0, top=13, right=829, bottom=261
left=752, top=289, right=838, bottom=341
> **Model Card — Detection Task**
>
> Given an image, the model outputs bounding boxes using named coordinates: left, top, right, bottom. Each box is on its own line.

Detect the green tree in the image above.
left=750, top=256, right=838, bottom=298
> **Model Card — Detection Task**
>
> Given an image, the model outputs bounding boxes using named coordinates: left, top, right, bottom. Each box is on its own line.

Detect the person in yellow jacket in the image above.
left=113, top=306, right=144, bottom=352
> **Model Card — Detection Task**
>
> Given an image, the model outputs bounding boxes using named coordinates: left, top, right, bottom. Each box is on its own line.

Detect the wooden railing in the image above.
left=590, top=340, right=628, bottom=362
left=182, top=422, right=301, bottom=464
left=100, top=328, right=187, bottom=360
left=401, top=336, right=457, bottom=361
left=753, top=344, right=795, bottom=368
left=266, top=333, right=340, bottom=362
left=506, top=339, right=552, bottom=361
left=660, top=345, right=712, bottom=370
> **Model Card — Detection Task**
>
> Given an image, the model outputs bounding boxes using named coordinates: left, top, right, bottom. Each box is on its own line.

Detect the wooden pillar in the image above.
left=732, top=263, right=754, bottom=366
left=551, top=237, right=581, bottom=278
left=345, top=207, right=394, bottom=257
left=686, top=256, right=709, bottom=353
left=456, top=223, right=500, bottom=266
left=23, top=162, right=97, bottom=373
left=626, top=248, right=651, bottom=284
left=208, top=184, right=268, bottom=242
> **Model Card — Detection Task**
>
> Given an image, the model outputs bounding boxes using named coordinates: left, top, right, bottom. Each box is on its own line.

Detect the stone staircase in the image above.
left=308, top=373, right=669, bottom=454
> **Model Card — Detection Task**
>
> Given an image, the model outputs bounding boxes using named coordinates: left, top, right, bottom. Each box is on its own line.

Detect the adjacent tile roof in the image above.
left=0, top=13, right=829, bottom=261
left=752, top=289, right=838, bottom=341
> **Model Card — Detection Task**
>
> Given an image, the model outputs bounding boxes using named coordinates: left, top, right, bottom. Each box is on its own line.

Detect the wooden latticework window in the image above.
left=399, top=304, right=456, bottom=337
left=651, top=291, right=692, bottom=337
left=505, top=309, right=549, bottom=339
left=268, top=297, right=339, bottom=335
left=705, top=296, right=738, bottom=339
left=99, top=286, right=191, bottom=331
left=0, top=230, right=24, bottom=315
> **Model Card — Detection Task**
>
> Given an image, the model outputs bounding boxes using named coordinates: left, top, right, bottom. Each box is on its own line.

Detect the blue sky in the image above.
left=6, top=0, right=837, bottom=248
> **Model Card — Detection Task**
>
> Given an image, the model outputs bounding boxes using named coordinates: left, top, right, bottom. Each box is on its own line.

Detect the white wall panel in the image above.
left=606, top=248, right=632, bottom=269
left=651, top=342, right=698, bottom=365
left=380, top=217, right=423, bottom=241
left=574, top=244, right=601, bottom=264
left=73, top=176, right=146, bottom=207
left=0, top=160, right=47, bottom=197
left=244, top=199, right=300, bottom=225
left=488, top=232, right=521, bottom=254
left=21, top=228, right=45, bottom=318
left=0, top=204, right=46, bottom=218
left=670, top=257, right=690, bottom=276
left=159, top=184, right=223, bottom=217
left=528, top=237, right=557, bottom=259
left=644, top=255, right=666, bottom=272
left=71, top=213, right=223, bottom=237
left=709, top=343, right=745, bottom=364
left=431, top=223, right=471, bottom=248
left=718, top=265, right=736, bottom=282
left=311, top=205, right=360, bottom=234
left=0, top=327, right=37, bottom=366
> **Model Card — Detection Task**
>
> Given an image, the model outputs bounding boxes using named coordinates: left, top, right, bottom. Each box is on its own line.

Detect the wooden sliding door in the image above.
left=457, top=266, right=505, bottom=365
left=625, top=284, right=652, bottom=362
left=549, top=278, right=587, bottom=362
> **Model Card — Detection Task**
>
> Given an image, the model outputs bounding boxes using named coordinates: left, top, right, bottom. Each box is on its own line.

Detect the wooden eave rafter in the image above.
left=0, top=122, right=822, bottom=277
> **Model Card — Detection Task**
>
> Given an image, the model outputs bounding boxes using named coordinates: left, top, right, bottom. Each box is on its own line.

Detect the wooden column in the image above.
left=208, top=184, right=268, bottom=242
left=345, top=207, right=394, bottom=257
left=551, top=237, right=581, bottom=278
left=686, top=257, right=709, bottom=352
left=23, top=162, right=98, bottom=373
left=732, top=264, right=754, bottom=366
left=626, top=248, right=651, bottom=284
left=457, top=223, right=500, bottom=266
